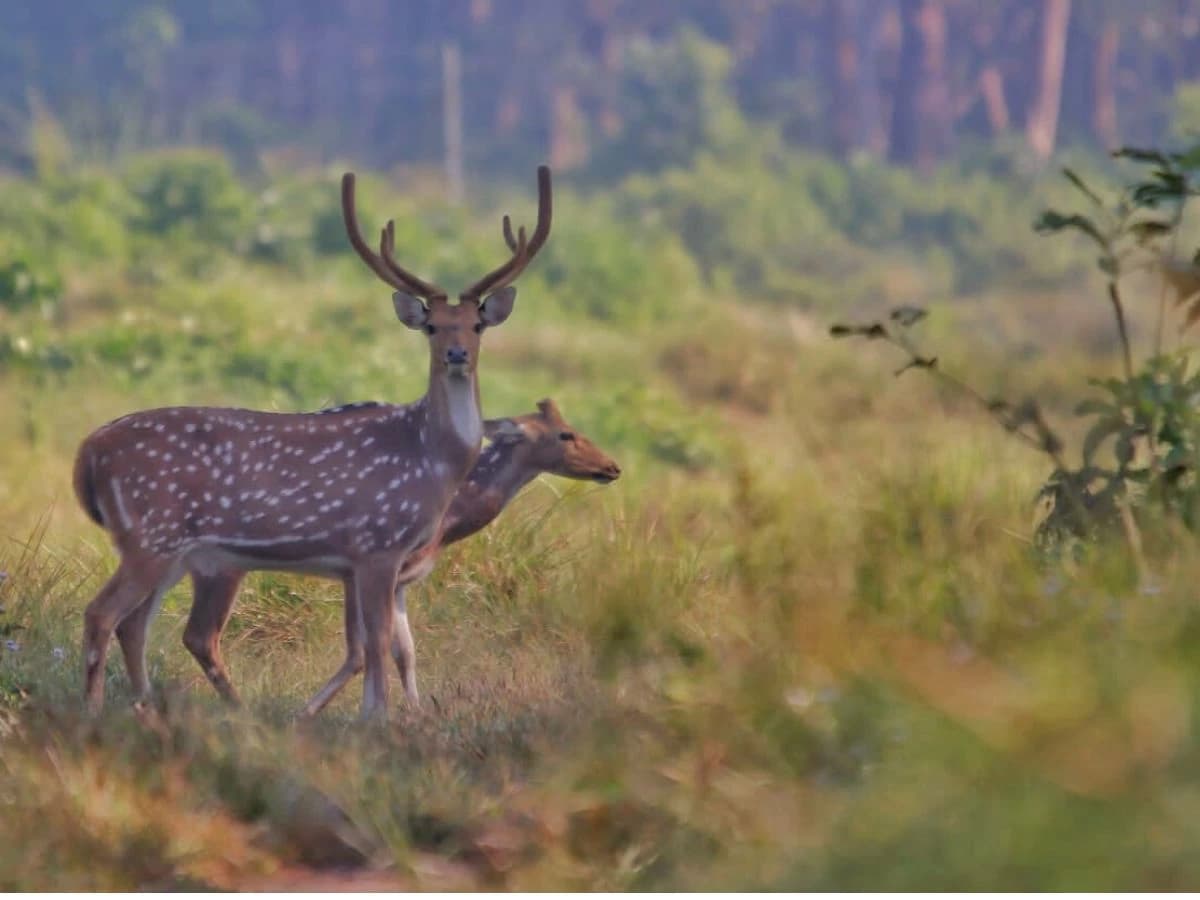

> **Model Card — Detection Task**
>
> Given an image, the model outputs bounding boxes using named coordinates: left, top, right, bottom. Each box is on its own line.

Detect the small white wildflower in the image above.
left=785, top=686, right=815, bottom=711
left=52, top=647, right=65, bottom=661
left=4, top=640, right=19, bottom=653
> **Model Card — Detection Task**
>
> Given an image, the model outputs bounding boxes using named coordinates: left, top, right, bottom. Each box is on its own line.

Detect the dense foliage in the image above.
left=2, top=2, right=1199, bottom=177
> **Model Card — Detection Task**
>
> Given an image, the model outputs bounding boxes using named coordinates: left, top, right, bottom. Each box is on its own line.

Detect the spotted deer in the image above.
left=72, top=166, right=552, bottom=718
left=159, top=398, right=618, bottom=715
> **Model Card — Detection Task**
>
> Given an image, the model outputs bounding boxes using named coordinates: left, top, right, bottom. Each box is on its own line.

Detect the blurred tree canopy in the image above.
left=2, top=0, right=1200, bottom=182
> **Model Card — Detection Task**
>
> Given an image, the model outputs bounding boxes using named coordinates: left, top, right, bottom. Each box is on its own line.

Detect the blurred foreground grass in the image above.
left=2, top=158, right=1199, bottom=889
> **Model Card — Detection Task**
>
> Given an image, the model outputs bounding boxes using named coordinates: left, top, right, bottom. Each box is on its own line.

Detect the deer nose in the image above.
left=446, top=347, right=469, bottom=366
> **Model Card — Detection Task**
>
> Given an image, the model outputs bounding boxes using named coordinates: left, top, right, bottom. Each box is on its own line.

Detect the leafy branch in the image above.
left=833, top=140, right=1200, bottom=560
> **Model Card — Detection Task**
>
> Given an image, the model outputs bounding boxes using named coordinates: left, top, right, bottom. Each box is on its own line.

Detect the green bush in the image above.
left=536, top=193, right=702, bottom=323
left=245, top=176, right=332, bottom=267
left=618, top=151, right=873, bottom=306
left=613, top=143, right=1088, bottom=306
left=0, top=171, right=132, bottom=274
left=122, top=149, right=252, bottom=251
left=0, top=258, right=61, bottom=313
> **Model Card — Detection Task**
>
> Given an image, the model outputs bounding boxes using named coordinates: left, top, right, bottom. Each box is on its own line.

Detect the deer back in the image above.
left=75, top=401, right=467, bottom=574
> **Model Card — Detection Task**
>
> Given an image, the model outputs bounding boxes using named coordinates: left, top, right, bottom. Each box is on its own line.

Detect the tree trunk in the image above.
left=582, top=0, right=622, bottom=139
left=888, top=0, right=951, bottom=170
left=825, top=0, right=860, bottom=155
left=1025, top=0, right=1072, bottom=162
left=442, top=43, right=464, bottom=205
left=549, top=85, right=587, bottom=172
left=978, top=65, right=1010, bottom=134
left=826, top=0, right=889, bottom=157
left=1092, top=19, right=1119, bottom=149
left=857, top=2, right=894, bottom=158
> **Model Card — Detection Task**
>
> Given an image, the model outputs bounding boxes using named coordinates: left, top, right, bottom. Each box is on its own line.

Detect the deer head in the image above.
left=341, top=166, right=552, bottom=379
left=483, top=398, right=621, bottom=484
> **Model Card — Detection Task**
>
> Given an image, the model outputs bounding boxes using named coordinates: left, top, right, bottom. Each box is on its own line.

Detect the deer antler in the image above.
left=342, top=173, right=447, bottom=300
left=460, top=165, right=552, bottom=303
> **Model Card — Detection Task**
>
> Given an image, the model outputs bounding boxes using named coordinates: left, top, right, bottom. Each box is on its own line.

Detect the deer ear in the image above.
left=483, top=418, right=526, bottom=442
left=536, top=398, right=565, bottom=424
left=479, top=286, right=516, bottom=327
left=393, top=292, right=428, bottom=330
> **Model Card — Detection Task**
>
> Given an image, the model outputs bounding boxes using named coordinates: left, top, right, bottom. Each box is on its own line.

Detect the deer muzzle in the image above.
left=445, top=346, right=471, bottom=375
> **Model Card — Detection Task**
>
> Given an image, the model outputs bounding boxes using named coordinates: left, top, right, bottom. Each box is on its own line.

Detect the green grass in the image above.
left=3, top=157, right=1200, bottom=888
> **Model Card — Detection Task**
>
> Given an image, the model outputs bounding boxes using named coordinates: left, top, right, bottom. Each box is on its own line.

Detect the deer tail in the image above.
left=72, top=441, right=105, bottom=527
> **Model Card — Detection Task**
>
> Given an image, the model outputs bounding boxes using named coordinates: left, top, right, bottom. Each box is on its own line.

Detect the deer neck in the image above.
left=424, top=369, right=483, bottom=473
left=441, top=443, right=539, bottom=544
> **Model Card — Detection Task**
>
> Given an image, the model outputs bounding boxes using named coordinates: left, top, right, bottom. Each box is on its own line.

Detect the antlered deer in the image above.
left=73, top=166, right=552, bottom=718
left=168, top=398, right=619, bottom=715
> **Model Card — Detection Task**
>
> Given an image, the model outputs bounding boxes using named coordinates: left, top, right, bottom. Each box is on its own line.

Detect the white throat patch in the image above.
left=444, top=377, right=482, bottom=449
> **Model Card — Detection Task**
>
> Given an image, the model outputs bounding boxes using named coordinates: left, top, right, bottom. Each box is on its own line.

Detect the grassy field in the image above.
left=2, top=156, right=1199, bottom=890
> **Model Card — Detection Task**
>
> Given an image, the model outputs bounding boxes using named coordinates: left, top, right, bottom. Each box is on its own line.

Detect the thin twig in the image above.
left=885, top=329, right=1047, bottom=454
left=1108, top=280, right=1135, bottom=382
left=877, top=326, right=1093, bottom=527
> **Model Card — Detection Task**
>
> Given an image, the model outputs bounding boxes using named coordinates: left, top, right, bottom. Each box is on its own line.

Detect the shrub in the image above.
left=122, top=149, right=252, bottom=251
left=0, top=258, right=61, bottom=313
left=617, top=152, right=871, bottom=306
left=536, top=193, right=702, bottom=324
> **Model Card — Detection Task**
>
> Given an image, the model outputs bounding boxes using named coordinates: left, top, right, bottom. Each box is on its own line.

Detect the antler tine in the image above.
left=526, top=164, right=552, bottom=258
left=462, top=165, right=552, bottom=302
left=462, top=226, right=528, bottom=302
left=342, top=173, right=405, bottom=290
left=500, top=167, right=553, bottom=257
left=341, top=172, right=445, bottom=299
left=379, top=225, right=395, bottom=271
left=380, top=219, right=445, bottom=299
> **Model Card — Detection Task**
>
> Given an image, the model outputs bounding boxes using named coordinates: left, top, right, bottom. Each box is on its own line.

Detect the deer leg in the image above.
left=182, top=571, right=245, bottom=704
left=302, top=578, right=418, bottom=716
left=83, top=557, right=176, bottom=715
left=300, top=576, right=364, bottom=718
left=357, top=563, right=398, bottom=721
left=114, top=568, right=185, bottom=700
left=391, top=586, right=420, bottom=707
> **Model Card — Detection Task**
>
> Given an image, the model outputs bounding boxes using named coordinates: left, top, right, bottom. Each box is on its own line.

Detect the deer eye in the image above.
left=424, top=324, right=437, bottom=335
left=473, top=322, right=485, bottom=333
left=559, top=431, right=575, bottom=442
